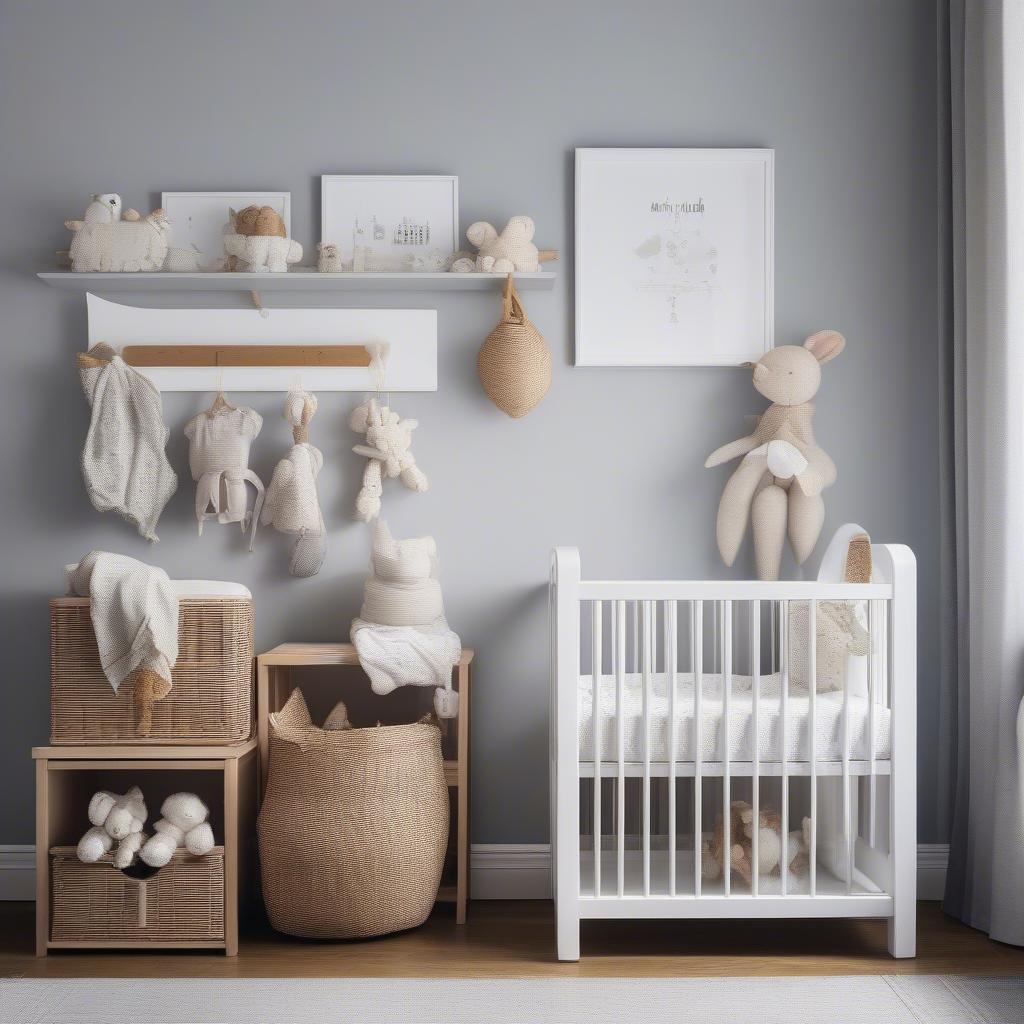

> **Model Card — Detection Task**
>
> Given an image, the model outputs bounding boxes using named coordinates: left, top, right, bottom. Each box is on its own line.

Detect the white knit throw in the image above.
left=79, top=351, right=177, bottom=542
left=67, top=550, right=178, bottom=694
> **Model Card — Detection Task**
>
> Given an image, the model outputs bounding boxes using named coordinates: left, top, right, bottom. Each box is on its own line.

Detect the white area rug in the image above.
left=1, top=975, right=1022, bottom=1024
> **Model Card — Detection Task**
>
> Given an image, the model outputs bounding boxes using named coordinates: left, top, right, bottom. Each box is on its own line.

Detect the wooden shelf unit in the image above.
left=32, top=740, right=257, bottom=957
left=256, top=643, right=473, bottom=924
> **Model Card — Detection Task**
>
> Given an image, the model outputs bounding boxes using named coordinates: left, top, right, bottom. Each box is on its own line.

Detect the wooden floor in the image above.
left=3, top=901, right=1022, bottom=979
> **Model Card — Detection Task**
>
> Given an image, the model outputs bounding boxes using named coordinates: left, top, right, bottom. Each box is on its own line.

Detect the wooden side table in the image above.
left=32, top=740, right=257, bottom=956
left=256, top=643, right=472, bottom=924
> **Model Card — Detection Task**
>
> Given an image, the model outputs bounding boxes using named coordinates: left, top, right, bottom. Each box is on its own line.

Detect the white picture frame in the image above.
left=161, top=191, right=291, bottom=268
left=575, top=148, right=774, bottom=366
left=320, top=175, right=458, bottom=272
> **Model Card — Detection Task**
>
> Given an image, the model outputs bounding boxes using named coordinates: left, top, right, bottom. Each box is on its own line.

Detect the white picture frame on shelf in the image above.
left=320, top=175, right=458, bottom=272
left=575, top=148, right=774, bottom=366
left=161, top=191, right=291, bottom=270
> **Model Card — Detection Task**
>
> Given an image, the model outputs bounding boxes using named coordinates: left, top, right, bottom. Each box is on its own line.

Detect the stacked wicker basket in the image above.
left=37, top=592, right=255, bottom=954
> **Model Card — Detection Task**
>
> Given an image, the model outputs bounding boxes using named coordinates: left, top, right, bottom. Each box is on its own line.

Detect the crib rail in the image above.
left=550, top=544, right=916, bottom=961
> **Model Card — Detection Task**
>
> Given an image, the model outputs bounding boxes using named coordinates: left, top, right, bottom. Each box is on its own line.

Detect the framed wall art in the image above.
left=575, top=148, right=774, bottom=366
left=161, top=191, right=291, bottom=269
left=320, top=175, right=458, bottom=272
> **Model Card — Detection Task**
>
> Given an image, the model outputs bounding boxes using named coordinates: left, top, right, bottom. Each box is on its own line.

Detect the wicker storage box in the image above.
left=49, top=847, right=225, bottom=944
left=258, top=690, right=448, bottom=939
left=50, top=596, right=254, bottom=744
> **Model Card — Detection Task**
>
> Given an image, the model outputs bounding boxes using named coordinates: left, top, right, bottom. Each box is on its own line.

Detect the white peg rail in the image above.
left=85, top=293, right=436, bottom=391
left=550, top=544, right=917, bottom=963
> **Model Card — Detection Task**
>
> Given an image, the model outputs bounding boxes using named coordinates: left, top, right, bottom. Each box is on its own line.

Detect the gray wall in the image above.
left=0, top=0, right=942, bottom=845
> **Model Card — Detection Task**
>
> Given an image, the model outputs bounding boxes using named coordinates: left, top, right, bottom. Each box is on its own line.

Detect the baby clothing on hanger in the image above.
left=184, top=399, right=265, bottom=551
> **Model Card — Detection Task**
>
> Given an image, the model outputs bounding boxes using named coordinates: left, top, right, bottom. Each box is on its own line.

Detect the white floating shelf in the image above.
left=38, top=270, right=556, bottom=292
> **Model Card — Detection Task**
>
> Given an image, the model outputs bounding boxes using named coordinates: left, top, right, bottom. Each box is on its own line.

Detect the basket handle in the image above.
left=501, top=274, right=526, bottom=324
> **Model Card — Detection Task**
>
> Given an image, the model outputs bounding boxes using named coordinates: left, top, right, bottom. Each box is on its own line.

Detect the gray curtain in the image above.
left=940, top=0, right=1024, bottom=946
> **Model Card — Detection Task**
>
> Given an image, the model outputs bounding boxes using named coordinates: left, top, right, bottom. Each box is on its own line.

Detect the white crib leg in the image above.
left=557, top=904, right=581, bottom=962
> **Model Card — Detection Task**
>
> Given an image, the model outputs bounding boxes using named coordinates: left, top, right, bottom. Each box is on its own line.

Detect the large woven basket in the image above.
left=50, top=596, right=254, bottom=744
left=258, top=689, right=448, bottom=939
left=49, top=847, right=224, bottom=944
left=477, top=274, right=551, bottom=418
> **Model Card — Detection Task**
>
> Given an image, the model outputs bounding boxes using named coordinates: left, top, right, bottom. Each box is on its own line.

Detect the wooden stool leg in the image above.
left=224, top=758, right=239, bottom=956
left=35, top=759, right=49, bottom=956
left=456, top=661, right=470, bottom=924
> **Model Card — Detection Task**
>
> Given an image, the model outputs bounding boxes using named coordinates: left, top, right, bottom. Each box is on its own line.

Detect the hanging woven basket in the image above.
left=477, top=274, right=551, bottom=418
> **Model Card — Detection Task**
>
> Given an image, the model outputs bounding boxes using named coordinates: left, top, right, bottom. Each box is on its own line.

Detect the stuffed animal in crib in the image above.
left=705, top=330, right=845, bottom=581
left=140, top=792, right=214, bottom=867
left=349, top=397, right=428, bottom=521
left=450, top=216, right=541, bottom=273
left=262, top=389, right=326, bottom=577
left=702, top=801, right=813, bottom=883
left=65, top=199, right=170, bottom=272
left=317, top=242, right=343, bottom=272
left=77, top=787, right=148, bottom=869
left=789, top=528, right=873, bottom=693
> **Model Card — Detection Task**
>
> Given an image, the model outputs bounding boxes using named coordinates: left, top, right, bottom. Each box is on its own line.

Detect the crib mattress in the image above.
left=578, top=671, right=891, bottom=763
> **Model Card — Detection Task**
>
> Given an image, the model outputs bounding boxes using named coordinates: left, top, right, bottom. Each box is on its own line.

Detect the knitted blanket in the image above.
left=79, top=346, right=177, bottom=542
left=67, top=550, right=178, bottom=695
left=350, top=617, right=461, bottom=700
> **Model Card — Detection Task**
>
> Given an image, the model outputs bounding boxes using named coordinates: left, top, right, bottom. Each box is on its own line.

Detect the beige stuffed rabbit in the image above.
left=705, top=331, right=845, bottom=580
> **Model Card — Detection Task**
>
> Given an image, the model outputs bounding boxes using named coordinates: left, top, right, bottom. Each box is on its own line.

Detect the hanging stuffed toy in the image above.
left=349, top=397, right=428, bottom=521
left=262, top=389, right=326, bottom=577
left=184, top=393, right=265, bottom=551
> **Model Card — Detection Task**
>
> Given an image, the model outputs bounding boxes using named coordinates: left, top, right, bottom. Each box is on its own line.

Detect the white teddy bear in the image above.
left=450, top=216, right=541, bottom=273
left=140, top=792, right=215, bottom=868
left=349, top=397, right=428, bottom=521
left=76, top=787, right=148, bottom=869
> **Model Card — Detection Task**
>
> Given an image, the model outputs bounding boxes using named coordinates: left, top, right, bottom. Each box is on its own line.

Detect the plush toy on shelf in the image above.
left=76, top=787, right=148, bottom=869
left=450, top=216, right=544, bottom=273
left=705, top=330, right=845, bottom=581
left=140, top=792, right=215, bottom=868
left=65, top=196, right=170, bottom=272
left=222, top=204, right=302, bottom=273
left=349, top=397, right=428, bottom=522
left=262, top=389, right=326, bottom=577
left=316, top=242, right=343, bottom=272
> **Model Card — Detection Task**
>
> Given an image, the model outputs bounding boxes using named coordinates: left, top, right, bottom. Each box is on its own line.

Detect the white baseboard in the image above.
left=1, top=843, right=948, bottom=902
left=0, top=847, right=35, bottom=901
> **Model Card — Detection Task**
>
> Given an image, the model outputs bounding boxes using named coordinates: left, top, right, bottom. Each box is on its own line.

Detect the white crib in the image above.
left=549, top=544, right=916, bottom=961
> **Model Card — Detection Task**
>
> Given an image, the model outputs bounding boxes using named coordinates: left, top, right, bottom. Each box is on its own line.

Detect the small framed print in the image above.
left=161, top=191, right=291, bottom=268
left=320, top=175, right=458, bottom=272
left=575, top=148, right=774, bottom=366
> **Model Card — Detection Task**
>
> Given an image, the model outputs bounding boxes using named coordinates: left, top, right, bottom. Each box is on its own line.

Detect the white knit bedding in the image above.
left=578, top=671, right=891, bottom=762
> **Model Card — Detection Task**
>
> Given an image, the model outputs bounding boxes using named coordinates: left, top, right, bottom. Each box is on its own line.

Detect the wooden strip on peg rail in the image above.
left=121, top=345, right=372, bottom=368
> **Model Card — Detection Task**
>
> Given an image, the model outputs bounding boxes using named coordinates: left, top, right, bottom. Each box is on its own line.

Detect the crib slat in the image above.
left=722, top=600, right=732, bottom=897
left=642, top=600, right=652, bottom=897
left=781, top=599, right=789, bottom=898
left=809, top=600, right=818, bottom=898
left=615, top=600, right=626, bottom=898
left=843, top=605, right=853, bottom=895
left=693, top=600, right=703, bottom=898
left=751, top=600, right=761, bottom=897
left=592, top=600, right=602, bottom=897
left=868, top=599, right=879, bottom=847
left=667, top=600, right=678, bottom=897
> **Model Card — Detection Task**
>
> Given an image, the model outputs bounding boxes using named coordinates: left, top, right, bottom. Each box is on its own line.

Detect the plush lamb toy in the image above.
left=317, top=242, right=343, bottom=272
left=262, top=389, right=326, bottom=577
left=140, top=792, right=215, bottom=868
left=223, top=233, right=302, bottom=273
left=66, top=202, right=170, bottom=272
left=77, top=787, right=148, bottom=869
left=349, top=397, right=428, bottom=521
left=705, top=330, right=845, bottom=581
left=450, top=216, right=541, bottom=274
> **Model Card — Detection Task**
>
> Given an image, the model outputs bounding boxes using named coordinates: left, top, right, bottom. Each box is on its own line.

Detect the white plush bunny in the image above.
left=76, top=787, right=148, bottom=869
